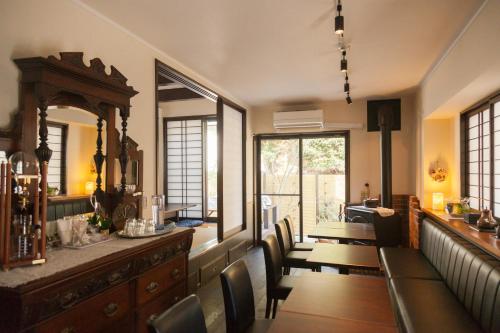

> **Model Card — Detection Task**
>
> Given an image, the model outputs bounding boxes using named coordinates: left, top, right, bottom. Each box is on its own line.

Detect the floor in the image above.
left=196, top=245, right=340, bottom=333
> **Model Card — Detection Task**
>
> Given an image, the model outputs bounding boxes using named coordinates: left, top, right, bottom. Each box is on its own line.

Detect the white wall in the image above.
left=251, top=94, right=417, bottom=202
left=416, top=0, right=500, bottom=205
left=0, top=0, right=251, bottom=226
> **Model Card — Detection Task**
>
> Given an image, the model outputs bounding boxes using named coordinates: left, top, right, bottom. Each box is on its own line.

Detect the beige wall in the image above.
left=416, top=0, right=500, bottom=207
left=251, top=94, right=417, bottom=202
left=0, top=0, right=253, bottom=243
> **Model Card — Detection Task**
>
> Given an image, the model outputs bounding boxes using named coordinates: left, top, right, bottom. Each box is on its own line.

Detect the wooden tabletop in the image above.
left=269, top=272, right=397, bottom=332
left=316, top=222, right=374, bottom=230
left=306, top=243, right=380, bottom=270
left=423, top=208, right=500, bottom=260
left=269, top=312, right=397, bottom=333
left=308, top=224, right=376, bottom=242
left=164, top=203, right=197, bottom=214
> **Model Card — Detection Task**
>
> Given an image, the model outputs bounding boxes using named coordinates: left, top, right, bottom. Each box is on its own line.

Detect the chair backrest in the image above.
left=275, top=220, right=292, bottom=257
left=220, top=260, right=256, bottom=333
left=147, top=294, right=207, bottom=333
left=283, top=215, right=296, bottom=246
left=262, top=234, right=284, bottom=292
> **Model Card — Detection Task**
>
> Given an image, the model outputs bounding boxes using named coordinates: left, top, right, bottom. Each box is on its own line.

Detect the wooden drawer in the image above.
left=36, top=283, right=131, bottom=333
left=136, top=255, right=185, bottom=306
left=200, top=253, right=226, bottom=285
left=135, top=283, right=186, bottom=333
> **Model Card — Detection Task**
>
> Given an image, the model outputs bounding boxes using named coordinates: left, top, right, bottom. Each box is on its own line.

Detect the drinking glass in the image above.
left=151, top=195, right=165, bottom=227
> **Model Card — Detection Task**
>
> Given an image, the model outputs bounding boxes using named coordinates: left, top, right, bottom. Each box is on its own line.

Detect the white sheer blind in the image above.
left=222, top=105, right=243, bottom=233
left=166, top=119, right=203, bottom=218
left=47, top=124, right=65, bottom=192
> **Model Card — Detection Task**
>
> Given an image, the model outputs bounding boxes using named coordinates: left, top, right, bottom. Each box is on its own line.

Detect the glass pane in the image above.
left=260, top=139, right=300, bottom=238
left=302, top=137, right=346, bottom=235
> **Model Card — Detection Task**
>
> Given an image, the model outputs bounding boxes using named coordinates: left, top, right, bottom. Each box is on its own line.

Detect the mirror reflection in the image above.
left=44, top=106, right=106, bottom=197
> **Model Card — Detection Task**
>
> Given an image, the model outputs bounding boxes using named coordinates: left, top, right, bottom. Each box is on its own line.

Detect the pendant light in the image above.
left=344, top=74, right=350, bottom=92
left=346, top=93, right=352, bottom=104
left=340, top=50, right=347, bottom=73
left=335, top=0, right=344, bottom=35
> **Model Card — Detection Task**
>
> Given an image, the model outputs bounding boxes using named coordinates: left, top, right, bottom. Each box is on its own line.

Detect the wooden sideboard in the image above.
left=0, top=228, right=194, bottom=333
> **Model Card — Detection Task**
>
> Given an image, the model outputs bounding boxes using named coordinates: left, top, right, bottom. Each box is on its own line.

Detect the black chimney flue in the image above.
left=378, top=106, right=393, bottom=208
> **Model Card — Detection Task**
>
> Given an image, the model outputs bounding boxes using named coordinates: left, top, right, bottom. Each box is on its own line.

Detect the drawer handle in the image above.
left=103, top=302, right=119, bottom=318
left=149, top=314, right=158, bottom=322
left=173, top=296, right=181, bottom=303
left=146, top=281, right=160, bottom=294
left=61, top=327, right=75, bottom=333
left=171, top=268, right=181, bottom=279
left=107, top=272, right=122, bottom=284
left=151, top=253, right=162, bottom=266
left=60, top=292, right=78, bottom=309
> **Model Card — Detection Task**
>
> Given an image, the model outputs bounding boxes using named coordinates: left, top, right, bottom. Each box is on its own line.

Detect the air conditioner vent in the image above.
left=273, top=110, right=324, bottom=129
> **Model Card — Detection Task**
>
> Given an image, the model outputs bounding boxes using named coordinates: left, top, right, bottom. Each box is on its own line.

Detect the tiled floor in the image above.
left=196, top=246, right=340, bottom=333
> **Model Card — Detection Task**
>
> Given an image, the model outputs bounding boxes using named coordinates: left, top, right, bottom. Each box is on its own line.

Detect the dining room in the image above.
left=1, top=0, right=499, bottom=333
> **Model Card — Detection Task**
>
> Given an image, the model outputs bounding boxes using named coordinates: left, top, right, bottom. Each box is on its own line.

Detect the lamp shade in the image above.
left=432, top=192, right=444, bottom=211
left=85, top=181, right=95, bottom=195
left=340, top=58, right=347, bottom=72
left=335, top=15, right=344, bottom=34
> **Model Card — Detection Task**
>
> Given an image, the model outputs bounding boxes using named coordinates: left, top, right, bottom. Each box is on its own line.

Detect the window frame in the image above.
left=461, top=91, right=500, bottom=216
left=163, top=115, right=217, bottom=222
left=46, top=121, right=68, bottom=195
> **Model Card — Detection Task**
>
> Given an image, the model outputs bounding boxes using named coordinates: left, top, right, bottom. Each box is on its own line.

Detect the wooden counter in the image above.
left=0, top=228, right=194, bottom=333
left=422, top=208, right=499, bottom=260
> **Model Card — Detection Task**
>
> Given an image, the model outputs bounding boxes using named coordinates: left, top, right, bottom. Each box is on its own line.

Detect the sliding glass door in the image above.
left=256, top=132, right=349, bottom=243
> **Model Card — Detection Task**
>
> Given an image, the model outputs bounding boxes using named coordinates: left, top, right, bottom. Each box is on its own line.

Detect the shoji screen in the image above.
left=166, top=119, right=203, bottom=219
left=222, top=104, right=244, bottom=236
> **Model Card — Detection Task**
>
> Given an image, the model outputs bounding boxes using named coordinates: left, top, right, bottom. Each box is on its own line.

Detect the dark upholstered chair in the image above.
left=220, top=260, right=272, bottom=333
left=275, top=220, right=320, bottom=274
left=262, top=235, right=299, bottom=319
left=147, top=294, right=207, bottom=333
left=283, top=216, right=314, bottom=251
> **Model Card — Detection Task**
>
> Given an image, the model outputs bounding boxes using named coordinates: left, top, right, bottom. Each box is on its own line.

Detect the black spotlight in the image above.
left=340, top=51, right=347, bottom=72
left=335, top=1, right=344, bottom=35
left=346, top=94, right=352, bottom=104
left=344, top=75, right=350, bottom=92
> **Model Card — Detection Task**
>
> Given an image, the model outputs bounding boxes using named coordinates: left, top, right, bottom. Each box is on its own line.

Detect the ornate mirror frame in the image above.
left=2, top=52, right=141, bottom=219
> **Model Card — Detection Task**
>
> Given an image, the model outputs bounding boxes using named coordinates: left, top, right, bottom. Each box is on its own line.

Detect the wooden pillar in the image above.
left=105, top=105, right=117, bottom=193
left=378, top=107, right=393, bottom=208
left=94, top=116, right=105, bottom=199
left=34, top=98, right=52, bottom=165
left=119, top=107, right=130, bottom=193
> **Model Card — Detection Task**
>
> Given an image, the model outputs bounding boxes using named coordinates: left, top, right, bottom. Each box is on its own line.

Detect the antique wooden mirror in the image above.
left=1, top=52, right=143, bottom=229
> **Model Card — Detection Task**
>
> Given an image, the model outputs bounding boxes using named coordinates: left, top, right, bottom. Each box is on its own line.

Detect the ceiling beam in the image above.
left=158, top=88, right=204, bottom=102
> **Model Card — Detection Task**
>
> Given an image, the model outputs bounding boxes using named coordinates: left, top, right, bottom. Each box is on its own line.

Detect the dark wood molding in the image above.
left=158, top=88, right=204, bottom=102
left=154, top=59, right=248, bottom=244
left=216, top=98, right=224, bottom=243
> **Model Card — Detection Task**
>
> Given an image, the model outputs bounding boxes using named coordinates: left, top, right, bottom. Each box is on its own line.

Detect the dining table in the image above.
left=308, top=222, right=376, bottom=244
left=306, top=243, right=380, bottom=274
left=268, top=272, right=397, bottom=333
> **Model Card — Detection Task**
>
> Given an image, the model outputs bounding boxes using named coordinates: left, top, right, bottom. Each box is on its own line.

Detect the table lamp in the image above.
left=432, top=192, right=444, bottom=211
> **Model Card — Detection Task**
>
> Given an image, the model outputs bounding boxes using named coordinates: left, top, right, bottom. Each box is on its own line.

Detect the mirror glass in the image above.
left=114, top=159, right=138, bottom=186
left=44, top=106, right=106, bottom=196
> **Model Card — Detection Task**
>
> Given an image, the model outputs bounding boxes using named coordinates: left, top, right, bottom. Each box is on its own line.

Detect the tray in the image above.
left=117, top=224, right=176, bottom=239
left=63, top=237, right=112, bottom=249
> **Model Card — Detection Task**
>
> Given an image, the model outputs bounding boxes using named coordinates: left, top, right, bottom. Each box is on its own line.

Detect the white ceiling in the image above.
left=80, top=0, right=483, bottom=106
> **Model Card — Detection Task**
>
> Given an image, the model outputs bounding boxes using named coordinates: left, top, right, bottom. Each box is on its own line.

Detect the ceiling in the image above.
left=80, top=0, right=483, bottom=106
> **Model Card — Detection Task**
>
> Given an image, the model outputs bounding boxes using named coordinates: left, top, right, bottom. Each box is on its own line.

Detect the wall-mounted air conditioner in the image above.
left=273, top=110, right=324, bottom=129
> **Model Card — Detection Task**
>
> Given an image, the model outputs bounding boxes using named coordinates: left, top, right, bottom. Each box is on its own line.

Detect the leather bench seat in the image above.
left=389, top=278, right=482, bottom=333
left=380, top=248, right=440, bottom=280
left=381, top=218, right=500, bottom=333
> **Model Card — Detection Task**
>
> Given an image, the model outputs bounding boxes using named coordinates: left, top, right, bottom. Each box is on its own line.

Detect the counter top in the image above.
left=422, top=208, right=499, bottom=260
left=0, top=227, right=194, bottom=290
